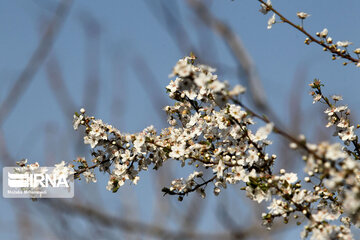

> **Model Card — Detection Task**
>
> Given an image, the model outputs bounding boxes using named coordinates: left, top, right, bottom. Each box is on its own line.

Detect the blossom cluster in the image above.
left=70, top=56, right=360, bottom=239
left=72, top=56, right=276, bottom=200
left=21, top=56, right=359, bottom=239
left=307, top=79, right=360, bottom=227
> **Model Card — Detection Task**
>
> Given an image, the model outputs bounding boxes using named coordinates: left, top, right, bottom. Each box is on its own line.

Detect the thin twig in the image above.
left=258, top=0, right=360, bottom=64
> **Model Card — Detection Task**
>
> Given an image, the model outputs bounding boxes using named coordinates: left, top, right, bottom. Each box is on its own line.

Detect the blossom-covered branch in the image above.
left=310, top=79, right=360, bottom=158
left=21, top=56, right=360, bottom=239
left=258, top=0, right=360, bottom=67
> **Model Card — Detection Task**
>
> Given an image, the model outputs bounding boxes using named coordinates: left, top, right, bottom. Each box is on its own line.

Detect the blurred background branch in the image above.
left=0, top=0, right=73, bottom=127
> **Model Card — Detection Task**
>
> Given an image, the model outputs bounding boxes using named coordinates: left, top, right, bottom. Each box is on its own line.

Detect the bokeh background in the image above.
left=1, top=0, right=360, bottom=239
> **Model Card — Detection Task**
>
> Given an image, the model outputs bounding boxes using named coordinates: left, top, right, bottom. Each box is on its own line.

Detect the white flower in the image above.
left=325, top=143, right=347, bottom=160
left=169, top=143, right=186, bottom=159
left=246, top=149, right=259, bottom=165
left=106, top=179, right=114, bottom=191
left=337, top=118, right=349, bottom=128
left=246, top=186, right=271, bottom=203
left=343, top=191, right=360, bottom=213
left=229, top=104, right=246, bottom=120
left=338, top=126, right=356, bottom=141
left=259, top=0, right=272, bottom=15
left=312, top=94, right=321, bottom=104
left=268, top=199, right=285, bottom=215
left=134, top=135, right=146, bottom=153
left=353, top=48, right=360, bottom=54
left=120, top=150, right=132, bottom=162
left=83, top=120, right=108, bottom=148
left=282, top=172, right=298, bottom=184
left=208, top=80, right=225, bottom=93
left=214, top=160, right=225, bottom=178
left=267, top=14, right=276, bottom=29
left=83, top=170, right=97, bottom=183
left=54, top=161, right=65, bottom=169
left=337, top=41, right=352, bottom=47
left=232, top=166, right=247, bottom=182
left=312, top=209, right=340, bottom=222
left=292, top=190, right=306, bottom=204
left=324, top=105, right=347, bottom=116
left=229, top=125, right=242, bottom=139
left=319, top=28, right=328, bottom=38
left=184, top=88, right=198, bottom=100
left=73, top=114, right=84, bottom=130
left=84, top=136, right=98, bottom=149
left=310, top=225, right=335, bottom=240
left=197, top=64, right=216, bottom=73
left=28, top=162, right=40, bottom=171
left=170, top=178, right=186, bottom=192
left=132, top=176, right=140, bottom=185
left=194, top=72, right=210, bottom=88
left=213, top=187, right=221, bottom=196
left=252, top=187, right=271, bottom=203
left=166, top=80, right=178, bottom=94
left=331, top=95, right=342, bottom=101
left=297, top=12, right=310, bottom=19
left=326, top=37, right=333, bottom=44
left=113, top=162, right=127, bottom=176
left=187, top=171, right=203, bottom=181
left=16, top=158, right=27, bottom=166
left=173, top=59, right=192, bottom=77
left=215, top=112, right=229, bottom=130
left=253, top=123, right=274, bottom=142
left=344, top=157, right=359, bottom=169
left=51, top=161, right=74, bottom=183
left=186, top=112, right=200, bottom=128
left=229, top=85, right=246, bottom=96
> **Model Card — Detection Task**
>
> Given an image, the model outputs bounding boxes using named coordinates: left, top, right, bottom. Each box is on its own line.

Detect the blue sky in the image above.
left=1, top=0, right=360, bottom=239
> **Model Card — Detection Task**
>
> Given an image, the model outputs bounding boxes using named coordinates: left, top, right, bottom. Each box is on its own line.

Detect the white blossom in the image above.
left=229, top=85, right=246, bottom=96
left=73, top=114, right=84, bottom=130
left=338, top=126, right=356, bottom=141
left=267, top=14, right=276, bottom=29
left=282, top=172, right=298, bottom=184
left=60, top=56, right=360, bottom=239
left=259, top=0, right=272, bottom=15
left=253, top=122, right=274, bottom=142
left=214, top=160, right=225, bottom=179
left=297, top=12, right=310, bottom=19
left=319, top=28, right=328, bottom=38
left=337, top=41, right=353, bottom=47
left=268, top=199, right=286, bottom=215
left=169, top=143, right=186, bottom=159
left=83, top=170, right=97, bottom=183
